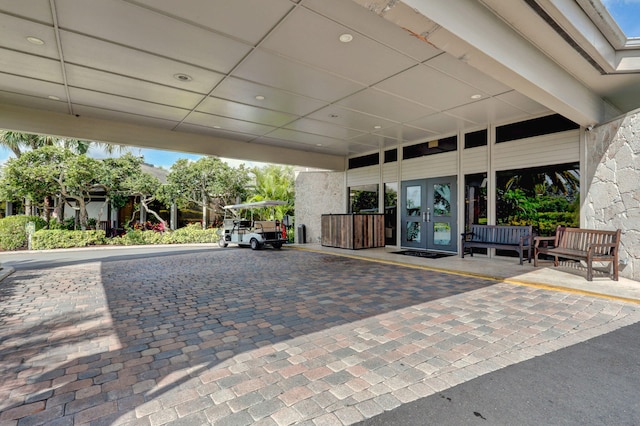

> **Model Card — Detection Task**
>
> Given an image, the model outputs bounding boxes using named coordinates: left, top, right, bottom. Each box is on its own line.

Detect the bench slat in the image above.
left=461, top=224, right=532, bottom=265
left=534, top=226, right=621, bottom=281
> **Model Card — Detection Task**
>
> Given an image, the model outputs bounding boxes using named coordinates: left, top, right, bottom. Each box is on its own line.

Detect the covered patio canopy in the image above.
left=1, top=0, right=639, bottom=170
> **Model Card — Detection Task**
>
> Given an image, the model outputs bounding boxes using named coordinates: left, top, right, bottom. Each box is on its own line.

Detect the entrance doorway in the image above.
left=401, top=176, right=457, bottom=252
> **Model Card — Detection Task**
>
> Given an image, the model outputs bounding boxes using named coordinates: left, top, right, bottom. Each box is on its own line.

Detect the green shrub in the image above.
left=108, top=228, right=164, bottom=245
left=163, top=224, right=219, bottom=244
left=0, top=215, right=47, bottom=250
left=108, top=224, right=219, bottom=246
left=31, top=230, right=107, bottom=250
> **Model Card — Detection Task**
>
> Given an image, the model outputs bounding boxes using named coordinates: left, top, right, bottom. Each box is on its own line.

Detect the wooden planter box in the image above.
left=321, top=214, right=385, bottom=249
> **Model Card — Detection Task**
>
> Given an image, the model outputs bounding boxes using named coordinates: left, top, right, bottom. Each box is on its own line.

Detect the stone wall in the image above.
left=294, top=171, right=345, bottom=244
left=586, top=108, right=640, bottom=280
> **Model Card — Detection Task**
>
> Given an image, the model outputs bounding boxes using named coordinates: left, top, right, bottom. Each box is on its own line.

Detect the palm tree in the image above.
left=246, top=165, right=295, bottom=220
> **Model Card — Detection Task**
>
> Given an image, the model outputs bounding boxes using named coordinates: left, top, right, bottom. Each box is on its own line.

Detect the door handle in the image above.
left=426, top=208, right=431, bottom=223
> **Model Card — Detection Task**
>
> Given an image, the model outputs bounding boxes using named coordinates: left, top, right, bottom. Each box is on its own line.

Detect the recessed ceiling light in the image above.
left=339, top=33, right=353, bottom=43
left=316, top=143, right=323, bottom=146
left=471, top=94, right=482, bottom=99
left=47, top=95, right=60, bottom=101
left=213, top=125, right=221, bottom=129
left=173, top=73, right=193, bottom=82
left=26, top=36, right=45, bottom=45
left=255, top=95, right=265, bottom=100
left=374, top=125, right=382, bottom=129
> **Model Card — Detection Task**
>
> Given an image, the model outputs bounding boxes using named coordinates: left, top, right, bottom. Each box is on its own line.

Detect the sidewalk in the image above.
left=294, top=244, right=640, bottom=303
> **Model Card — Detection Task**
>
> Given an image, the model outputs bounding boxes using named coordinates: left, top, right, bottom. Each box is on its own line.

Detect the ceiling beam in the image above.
left=360, top=0, right=607, bottom=126
left=0, top=104, right=345, bottom=170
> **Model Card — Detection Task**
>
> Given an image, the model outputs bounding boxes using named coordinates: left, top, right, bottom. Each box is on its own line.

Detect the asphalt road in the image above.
left=1, top=245, right=221, bottom=271
left=358, top=320, right=640, bottom=426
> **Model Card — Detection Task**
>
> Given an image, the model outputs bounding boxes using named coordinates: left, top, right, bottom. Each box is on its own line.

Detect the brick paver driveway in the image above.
left=1, top=247, right=639, bottom=425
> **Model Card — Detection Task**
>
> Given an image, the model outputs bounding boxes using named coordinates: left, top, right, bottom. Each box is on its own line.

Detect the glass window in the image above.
left=384, top=182, right=397, bottom=245
left=464, top=173, right=488, bottom=232
left=349, top=184, right=379, bottom=213
left=496, top=162, right=579, bottom=235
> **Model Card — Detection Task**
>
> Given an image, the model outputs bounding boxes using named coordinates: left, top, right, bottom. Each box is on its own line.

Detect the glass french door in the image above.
left=401, top=177, right=457, bottom=252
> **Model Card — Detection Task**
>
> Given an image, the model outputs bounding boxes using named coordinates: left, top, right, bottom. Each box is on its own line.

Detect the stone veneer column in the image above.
left=586, top=108, right=640, bottom=280
left=294, top=171, right=345, bottom=244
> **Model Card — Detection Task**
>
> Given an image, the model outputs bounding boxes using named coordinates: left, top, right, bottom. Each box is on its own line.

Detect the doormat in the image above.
left=392, top=250, right=455, bottom=259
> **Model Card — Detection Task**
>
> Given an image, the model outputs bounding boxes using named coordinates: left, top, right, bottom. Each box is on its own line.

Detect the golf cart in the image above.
left=218, top=200, right=288, bottom=250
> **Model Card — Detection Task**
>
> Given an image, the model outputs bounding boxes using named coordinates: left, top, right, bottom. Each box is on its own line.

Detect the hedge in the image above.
left=0, top=215, right=47, bottom=250
left=31, top=230, right=107, bottom=250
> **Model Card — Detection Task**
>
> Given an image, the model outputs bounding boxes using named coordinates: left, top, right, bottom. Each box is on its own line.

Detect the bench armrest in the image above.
left=460, top=231, right=475, bottom=241
left=520, top=234, right=533, bottom=245
left=534, top=236, right=555, bottom=248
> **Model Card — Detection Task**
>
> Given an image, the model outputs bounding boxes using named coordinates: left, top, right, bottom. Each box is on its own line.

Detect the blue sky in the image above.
left=602, top=0, right=640, bottom=37
left=0, top=143, right=262, bottom=170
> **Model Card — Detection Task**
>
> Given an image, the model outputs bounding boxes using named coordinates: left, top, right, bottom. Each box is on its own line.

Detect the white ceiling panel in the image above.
left=233, top=49, right=365, bottom=102
left=0, top=0, right=53, bottom=24
left=65, top=65, right=205, bottom=110
left=0, top=91, right=69, bottom=114
left=373, top=124, right=437, bottom=142
left=212, top=77, right=327, bottom=116
left=0, top=14, right=59, bottom=59
left=444, top=98, right=528, bottom=124
left=184, top=112, right=275, bottom=136
left=69, top=88, right=190, bottom=122
left=407, top=113, right=474, bottom=135
left=348, top=133, right=397, bottom=148
left=0, top=73, right=67, bottom=101
left=0, top=48, right=63, bottom=83
left=266, top=128, right=342, bottom=147
left=196, top=97, right=298, bottom=127
left=304, top=0, right=441, bottom=62
left=307, top=106, right=398, bottom=132
left=60, top=32, right=225, bottom=94
left=284, top=118, right=365, bottom=139
left=496, top=91, right=551, bottom=116
left=426, top=54, right=512, bottom=96
left=337, top=89, right=437, bottom=123
left=55, top=0, right=252, bottom=73
left=261, top=7, right=417, bottom=86
left=72, top=105, right=180, bottom=130
left=375, top=64, right=485, bottom=111
left=128, top=0, right=295, bottom=45
left=176, top=123, right=256, bottom=142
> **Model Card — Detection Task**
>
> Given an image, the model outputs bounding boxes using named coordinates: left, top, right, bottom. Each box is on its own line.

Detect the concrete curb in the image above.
left=0, top=265, right=15, bottom=282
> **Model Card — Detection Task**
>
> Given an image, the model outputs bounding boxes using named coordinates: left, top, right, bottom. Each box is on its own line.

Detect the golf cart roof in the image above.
left=223, top=200, right=288, bottom=210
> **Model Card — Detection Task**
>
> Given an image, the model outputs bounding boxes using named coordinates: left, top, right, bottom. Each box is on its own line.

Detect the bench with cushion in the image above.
left=534, top=226, right=621, bottom=281
left=461, top=224, right=533, bottom=265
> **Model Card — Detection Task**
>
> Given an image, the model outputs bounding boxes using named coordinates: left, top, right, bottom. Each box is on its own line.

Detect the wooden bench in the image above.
left=461, top=224, right=533, bottom=265
left=534, top=226, right=621, bottom=281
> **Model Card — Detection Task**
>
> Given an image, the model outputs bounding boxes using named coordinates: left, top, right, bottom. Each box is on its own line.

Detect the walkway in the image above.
left=1, top=245, right=639, bottom=425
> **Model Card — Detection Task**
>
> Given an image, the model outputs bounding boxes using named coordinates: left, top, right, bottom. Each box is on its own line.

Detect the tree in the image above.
left=160, top=157, right=250, bottom=228
left=0, top=130, right=127, bottom=218
left=98, top=154, right=163, bottom=227
left=0, top=146, right=103, bottom=230
left=246, top=165, right=295, bottom=220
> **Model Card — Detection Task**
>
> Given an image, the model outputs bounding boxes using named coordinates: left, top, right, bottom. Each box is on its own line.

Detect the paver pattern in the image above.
left=1, top=248, right=639, bottom=425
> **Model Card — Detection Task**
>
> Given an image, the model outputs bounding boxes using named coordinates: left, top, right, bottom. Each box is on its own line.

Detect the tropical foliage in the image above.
left=497, top=163, right=579, bottom=235
left=246, top=165, right=295, bottom=220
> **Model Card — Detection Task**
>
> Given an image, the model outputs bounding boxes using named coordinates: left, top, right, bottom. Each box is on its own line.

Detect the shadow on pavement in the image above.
left=0, top=248, right=498, bottom=424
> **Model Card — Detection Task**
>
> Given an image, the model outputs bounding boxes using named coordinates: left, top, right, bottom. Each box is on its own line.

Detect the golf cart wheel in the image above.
left=218, top=237, right=228, bottom=248
left=272, top=242, right=282, bottom=249
left=250, top=238, right=260, bottom=250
